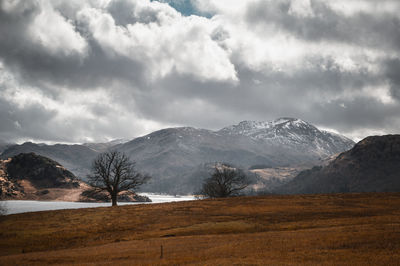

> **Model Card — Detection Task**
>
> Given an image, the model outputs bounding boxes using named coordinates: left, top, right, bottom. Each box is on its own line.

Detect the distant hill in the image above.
left=277, top=135, right=400, bottom=194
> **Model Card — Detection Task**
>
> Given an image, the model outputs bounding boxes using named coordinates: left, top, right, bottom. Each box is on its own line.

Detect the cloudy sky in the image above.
left=1, top=0, right=399, bottom=143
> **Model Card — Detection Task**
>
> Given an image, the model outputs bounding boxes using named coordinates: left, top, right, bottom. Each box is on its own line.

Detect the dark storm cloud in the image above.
left=0, top=0, right=399, bottom=143
left=311, top=97, right=400, bottom=133
left=0, top=96, right=58, bottom=142
left=136, top=56, right=391, bottom=132
left=385, top=59, right=400, bottom=100
left=245, top=0, right=400, bottom=51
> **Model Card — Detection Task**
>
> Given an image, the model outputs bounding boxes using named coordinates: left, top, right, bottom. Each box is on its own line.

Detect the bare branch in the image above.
left=199, top=165, right=251, bottom=198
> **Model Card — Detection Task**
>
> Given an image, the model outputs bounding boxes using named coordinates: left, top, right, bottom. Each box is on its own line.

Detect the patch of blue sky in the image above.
left=151, top=0, right=214, bottom=18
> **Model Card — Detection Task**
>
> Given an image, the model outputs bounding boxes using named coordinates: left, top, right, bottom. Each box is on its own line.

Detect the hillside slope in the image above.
left=278, top=135, right=400, bottom=194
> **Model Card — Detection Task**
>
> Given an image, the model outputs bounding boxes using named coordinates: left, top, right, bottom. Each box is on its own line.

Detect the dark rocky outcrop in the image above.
left=277, top=135, right=400, bottom=194
left=0, top=153, right=81, bottom=199
left=6, top=153, right=80, bottom=189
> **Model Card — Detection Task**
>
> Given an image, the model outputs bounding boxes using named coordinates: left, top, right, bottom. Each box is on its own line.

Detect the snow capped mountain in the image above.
left=219, top=118, right=354, bottom=157
left=221, top=118, right=324, bottom=139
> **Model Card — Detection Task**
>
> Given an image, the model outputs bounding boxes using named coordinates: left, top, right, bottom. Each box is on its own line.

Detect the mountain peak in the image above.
left=273, top=117, right=298, bottom=123
left=220, top=117, right=315, bottom=134
left=218, top=118, right=354, bottom=157
left=235, top=120, right=271, bottom=129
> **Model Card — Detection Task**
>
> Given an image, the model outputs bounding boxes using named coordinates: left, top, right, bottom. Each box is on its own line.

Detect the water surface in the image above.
left=1, top=193, right=195, bottom=215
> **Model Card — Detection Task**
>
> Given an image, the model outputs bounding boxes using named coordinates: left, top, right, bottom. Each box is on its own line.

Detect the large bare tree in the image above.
left=87, top=151, right=150, bottom=206
left=200, top=166, right=250, bottom=198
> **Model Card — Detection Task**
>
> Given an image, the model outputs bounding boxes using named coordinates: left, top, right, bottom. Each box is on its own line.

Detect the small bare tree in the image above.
left=87, top=151, right=150, bottom=206
left=200, top=166, right=250, bottom=198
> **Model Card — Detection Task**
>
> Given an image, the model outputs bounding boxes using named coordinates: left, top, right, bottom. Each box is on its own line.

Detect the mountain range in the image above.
left=0, top=118, right=355, bottom=194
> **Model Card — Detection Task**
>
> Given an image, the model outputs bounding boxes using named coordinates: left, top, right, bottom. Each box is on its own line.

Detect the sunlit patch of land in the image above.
left=1, top=193, right=400, bottom=265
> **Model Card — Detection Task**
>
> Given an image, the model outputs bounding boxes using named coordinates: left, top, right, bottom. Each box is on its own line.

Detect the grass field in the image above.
left=1, top=193, right=400, bottom=265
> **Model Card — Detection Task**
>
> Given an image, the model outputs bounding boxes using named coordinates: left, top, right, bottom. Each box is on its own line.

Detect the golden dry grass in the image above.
left=1, top=192, right=400, bottom=265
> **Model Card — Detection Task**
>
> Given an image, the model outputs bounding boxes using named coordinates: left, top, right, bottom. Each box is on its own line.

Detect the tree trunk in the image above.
left=111, top=194, right=117, bottom=206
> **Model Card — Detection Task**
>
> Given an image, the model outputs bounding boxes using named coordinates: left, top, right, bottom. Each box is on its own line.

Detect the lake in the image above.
left=1, top=193, right=195, bottom=215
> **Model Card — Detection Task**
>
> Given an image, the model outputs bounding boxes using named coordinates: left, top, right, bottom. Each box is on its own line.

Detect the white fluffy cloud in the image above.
left=76, top=0, right=237, bottom=82
left=29, top=1, right=88, bottom=56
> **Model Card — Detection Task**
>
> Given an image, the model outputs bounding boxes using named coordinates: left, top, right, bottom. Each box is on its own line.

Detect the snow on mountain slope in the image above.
left=218, top=118, right=354, bottom=157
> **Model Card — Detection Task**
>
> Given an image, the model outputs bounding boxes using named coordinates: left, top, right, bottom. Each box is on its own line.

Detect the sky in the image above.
left=0, top=0, right=400, bottom=143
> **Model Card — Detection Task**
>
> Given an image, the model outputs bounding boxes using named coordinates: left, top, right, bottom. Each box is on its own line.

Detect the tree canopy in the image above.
left=199, top=166, right=250, bottom=198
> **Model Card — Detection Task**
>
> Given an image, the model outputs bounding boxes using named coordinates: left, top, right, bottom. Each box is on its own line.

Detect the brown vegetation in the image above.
left=1, top=193, right=400, bottom=265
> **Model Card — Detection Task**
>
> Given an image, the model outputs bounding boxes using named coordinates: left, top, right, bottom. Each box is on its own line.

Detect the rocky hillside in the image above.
left=277, top=135, right=400, bottom=194
left=0, top=153, right=82, bottom=200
